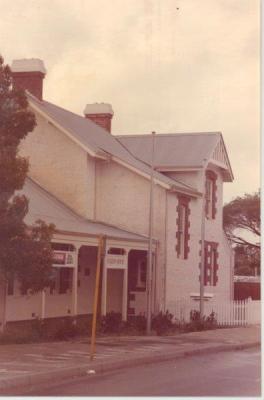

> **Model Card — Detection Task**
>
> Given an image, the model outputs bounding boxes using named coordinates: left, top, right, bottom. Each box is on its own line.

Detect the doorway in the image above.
left=106, top=269, right=124, bottom=314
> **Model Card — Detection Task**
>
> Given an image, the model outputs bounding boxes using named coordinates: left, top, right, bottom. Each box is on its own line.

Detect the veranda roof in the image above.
left=19, top=178, right=149, bottom=242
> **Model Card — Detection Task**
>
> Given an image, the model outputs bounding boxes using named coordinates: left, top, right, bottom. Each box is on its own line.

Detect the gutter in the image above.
left=54, top=229, right=153, bottom=243
left=169, top=185, right=202, bottom=198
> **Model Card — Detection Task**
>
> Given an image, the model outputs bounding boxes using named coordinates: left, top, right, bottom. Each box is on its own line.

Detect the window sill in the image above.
left=190, top=293, right=214, bottom=301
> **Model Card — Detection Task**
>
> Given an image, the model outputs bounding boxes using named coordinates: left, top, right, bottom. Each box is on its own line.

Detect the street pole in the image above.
left=199, top=160, right=207, bottom=319
left=146, top=131, right=155, bottom=335
left=90, top=235, right=104, bottom=361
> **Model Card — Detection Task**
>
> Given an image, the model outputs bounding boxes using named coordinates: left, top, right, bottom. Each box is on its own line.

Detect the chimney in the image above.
left=11, top=59, right=46, bottom=101
left=84, top=103, right=114, bottom=133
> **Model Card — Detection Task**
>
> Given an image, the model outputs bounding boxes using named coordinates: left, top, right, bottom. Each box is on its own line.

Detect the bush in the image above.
left=99, top=312, right=123, bottom=334
left=51, top=317, right=80, bottom=340
left=99, top=312, right=147, bottom=335
left=182, top=310, right=217, bottom=332
left=0, top=316, right=84, bottom=344
left=0, top=329, right=39, bottom=344
left=125, top=315, right=147, bottom=334
left=152, top=310, right=174, bottom=335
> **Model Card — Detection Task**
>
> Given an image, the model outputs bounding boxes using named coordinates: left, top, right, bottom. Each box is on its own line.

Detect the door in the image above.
left=106, top=269, right=124, bottom=314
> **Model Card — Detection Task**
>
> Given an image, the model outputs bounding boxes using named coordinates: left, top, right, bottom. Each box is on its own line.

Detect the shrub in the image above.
left=52, top=317, right=80, bottom=340
left=152, top=310, right=174, bottom=335
left=125, top=315, right=147, bottom=334
left=99, top=312, right=123, bottom=334
left=182, top=310, right=217, bottom=332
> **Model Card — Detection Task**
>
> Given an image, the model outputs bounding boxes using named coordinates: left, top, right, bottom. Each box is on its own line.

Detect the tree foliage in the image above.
left=234, top=245, right=260, bottom=276
left=223, top=192, right=260, bottom=248
left=0, top=55, right=55, bottom=293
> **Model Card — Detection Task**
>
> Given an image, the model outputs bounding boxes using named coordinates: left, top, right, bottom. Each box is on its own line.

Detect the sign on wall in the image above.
left=52, top=251, right=76, bottom=268
left=105, top=254, right=127, bottom=269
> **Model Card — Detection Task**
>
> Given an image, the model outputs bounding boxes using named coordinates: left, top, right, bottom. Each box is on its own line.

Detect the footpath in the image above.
left=0, top=325, right=260, bottom=395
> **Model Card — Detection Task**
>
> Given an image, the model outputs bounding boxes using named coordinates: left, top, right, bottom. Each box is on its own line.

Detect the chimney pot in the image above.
left=84, top=103, right=114, bottom=133
left=11, top=58, right=46, bottom=100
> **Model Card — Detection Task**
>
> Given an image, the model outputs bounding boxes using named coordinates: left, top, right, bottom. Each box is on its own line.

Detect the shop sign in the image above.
left=105, top=254, right=127, bottom=269
left=52, top=251, right=75, bottom=268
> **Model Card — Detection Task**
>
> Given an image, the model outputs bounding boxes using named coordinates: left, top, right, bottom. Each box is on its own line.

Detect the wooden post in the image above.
left=147, top=131, right=155, bottom=334
left=101, top=253, right=107, bottom=316
left=41, top=289, right=46, bottom=320
left=122, top=266, right=128, bottom=321
left=90, top=235, right=104, bottom=361
left=72, top=248, right=79, bottom=323
left=0, top=279, right=7, bottom=333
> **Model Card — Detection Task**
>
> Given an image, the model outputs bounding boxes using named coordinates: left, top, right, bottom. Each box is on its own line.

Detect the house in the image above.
left=0, top=58, right=234, bottom=329
left=234, top=276, right=261, bottom=300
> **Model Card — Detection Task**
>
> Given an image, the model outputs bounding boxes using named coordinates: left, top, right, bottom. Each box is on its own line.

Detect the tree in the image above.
left=234, top=245, right=260, bottom=276
left=223, top=192, right=260, bottom=248
left=0, top=55, right=55, bottom=293
left=223, top=192, right=260, bottom=276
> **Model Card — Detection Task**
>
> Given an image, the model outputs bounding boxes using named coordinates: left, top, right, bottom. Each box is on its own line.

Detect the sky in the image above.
left=0, top=0, right=260, bottom=202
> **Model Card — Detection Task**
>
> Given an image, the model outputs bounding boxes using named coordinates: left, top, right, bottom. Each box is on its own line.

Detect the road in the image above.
left=27, top=348, right=261, bottom=396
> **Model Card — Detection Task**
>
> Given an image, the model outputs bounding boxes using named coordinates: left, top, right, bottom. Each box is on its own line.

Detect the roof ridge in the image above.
left=28, top=97, right=204, bottom=193
left=115, top=132, right=221, bottom=138
left=43, top=99, right=85, bottom=120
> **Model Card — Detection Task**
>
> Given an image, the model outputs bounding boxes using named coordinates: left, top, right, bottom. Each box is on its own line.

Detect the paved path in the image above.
left=30, top=348, right=261, bottom=396
left=0, top=325, right=260, bottom=394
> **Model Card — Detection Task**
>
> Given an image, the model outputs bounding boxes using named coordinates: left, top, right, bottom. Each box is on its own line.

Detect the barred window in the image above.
left=204, top=242, right=219, bottom=286
left=205, top=171, right=217, bottom=220
left=176, top=196, right=191, bottom=260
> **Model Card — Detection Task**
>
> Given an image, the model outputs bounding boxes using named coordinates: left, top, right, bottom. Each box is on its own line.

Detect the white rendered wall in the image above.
left=19, top=112, right=96, bottom=220
left=96, top=161, right=167, bottom=311
left=165, top=166, right=233, bottom=311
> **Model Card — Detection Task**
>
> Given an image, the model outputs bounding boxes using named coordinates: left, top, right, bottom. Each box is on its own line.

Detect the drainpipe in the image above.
left=199, top=159, right=207, bottom=318
left=146, top=131, right=155, bottom=334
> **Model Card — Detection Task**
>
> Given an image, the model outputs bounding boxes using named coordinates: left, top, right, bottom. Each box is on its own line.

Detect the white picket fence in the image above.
left=167, top=297, right=261, bottom=326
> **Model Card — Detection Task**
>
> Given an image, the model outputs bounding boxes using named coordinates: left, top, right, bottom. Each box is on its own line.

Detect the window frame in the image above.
left=136, top=259, right=147, bottom=289
left=205, top=170, right=217, bottom=220
left=176, top=195, right=191, bottom=260
left=204, top=241, right=219, bottom=287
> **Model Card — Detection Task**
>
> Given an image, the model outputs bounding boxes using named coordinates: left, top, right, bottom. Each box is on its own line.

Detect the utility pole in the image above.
left=90, top=235, right=104, bottom=361
left=199, top=160, right=207, bottom=318
left=146, top=131, right=155, bottom=334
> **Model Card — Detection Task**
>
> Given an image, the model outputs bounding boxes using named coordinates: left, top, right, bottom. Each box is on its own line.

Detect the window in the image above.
left=59, top=268, right=73, bottom=294
left=205, top=179, right=213, bottom=218
left=178, top=203, right=186, bottom=258
left=176, top=196, right=191, bottom=259
left=204, top=242, right=219, bottom=286
left=7, top=276, right=14, bottom=296
left=136, top=260, right=146, bottom=289
left=50, top=268, right=73, bottom=295
left=205, top=171, right=217, bottom=219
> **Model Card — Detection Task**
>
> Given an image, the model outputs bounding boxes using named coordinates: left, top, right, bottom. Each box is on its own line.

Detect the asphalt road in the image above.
left=28, top=348, right=261, bottom=396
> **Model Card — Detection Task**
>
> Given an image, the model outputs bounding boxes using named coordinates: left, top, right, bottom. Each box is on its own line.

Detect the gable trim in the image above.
left=205, top=136, right=234, bottom=181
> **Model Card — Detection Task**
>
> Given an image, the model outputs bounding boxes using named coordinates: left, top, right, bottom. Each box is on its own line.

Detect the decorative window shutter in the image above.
left=205, top=170, right=217, bottom=219
left=176, top=195, right=191, bottom=259
left=213, top=245, right=219, bottom=286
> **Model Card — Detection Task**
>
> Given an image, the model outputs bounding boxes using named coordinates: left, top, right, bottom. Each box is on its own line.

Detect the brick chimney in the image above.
left=84, top=103, right=114, bottom=133
left=11, top=59, right=46, bottom=101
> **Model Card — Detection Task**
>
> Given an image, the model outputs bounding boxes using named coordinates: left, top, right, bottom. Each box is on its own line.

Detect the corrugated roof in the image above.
left=19, top=178, right=149, bottom=242
left=27, top=94, right=200, bottom=196
left=116, top=133, right=220, bottom=169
